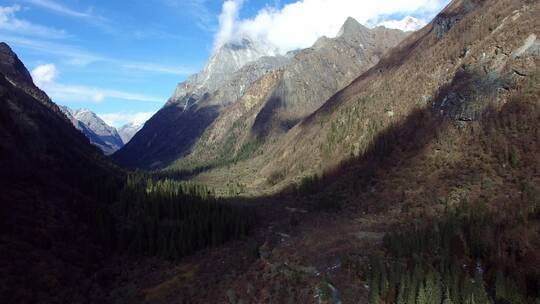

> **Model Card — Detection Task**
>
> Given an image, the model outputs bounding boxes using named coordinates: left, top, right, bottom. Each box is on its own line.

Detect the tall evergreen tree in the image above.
left=417, top=282, right=428, bottom=304
left=443, top=287, right=455, bottom=304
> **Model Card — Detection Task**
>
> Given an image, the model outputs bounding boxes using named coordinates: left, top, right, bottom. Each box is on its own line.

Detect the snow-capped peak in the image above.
left=378, top=16, right=426, bottom=32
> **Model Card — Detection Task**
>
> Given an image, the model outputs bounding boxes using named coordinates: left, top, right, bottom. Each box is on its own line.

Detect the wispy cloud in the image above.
left=164, top=0, right=215, bottom=31
left=26, top=0, right=114, bottom=33
left=121, top=62, right=195, bottom=75
left=31, top=63, right=165, bottom=104
left=27, top=0, right=100, bottom=20
left=0, top=5, right=68, bottom=39
left=98, top=111, right=156, bottom=128
left=0, top=34, right=103, bottom=65
left=2, top=35, right=195, bottom=75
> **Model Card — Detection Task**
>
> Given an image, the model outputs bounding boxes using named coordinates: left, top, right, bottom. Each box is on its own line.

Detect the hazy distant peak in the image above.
left=378, top=16, right=426, bottom=32
left=118, top=122, right=143, bottom=144
left=61, top=106, right=124, bottom=154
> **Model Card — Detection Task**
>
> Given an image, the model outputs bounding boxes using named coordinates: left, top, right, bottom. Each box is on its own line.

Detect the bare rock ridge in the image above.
left=117, top=122, right=143, bottom=144
left=168, top=17, right=407, bottom=171
left=113, top=18, right=407, bottom=169
left=113, top=37, right=289, bottom=169
left=168, top=37, right=281, bottom=109
left=60, top=106, right=124, bottom=154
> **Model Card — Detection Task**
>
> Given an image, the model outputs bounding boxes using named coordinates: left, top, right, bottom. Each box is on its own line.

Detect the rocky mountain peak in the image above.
left=118, top=122, right=143, bottom=144
left=337, top=17, right=369, bottom=39
left=60, top=106, right=124, bottom=154
left=74, top=109, right=119, bottom=138
left=0, top=42, right=55, bottom=108
left=168, top=36, right=279, bottom=107
left=0, top=42, right=33, bottom=86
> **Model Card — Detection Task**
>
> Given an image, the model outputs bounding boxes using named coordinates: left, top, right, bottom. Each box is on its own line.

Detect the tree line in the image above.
left=368, top=199, right=540, bottom=304
left=94, top=173, right=256, bottom=261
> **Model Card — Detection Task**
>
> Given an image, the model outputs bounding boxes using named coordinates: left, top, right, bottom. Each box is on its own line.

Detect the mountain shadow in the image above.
left=113, top=103, right=221, bottom=169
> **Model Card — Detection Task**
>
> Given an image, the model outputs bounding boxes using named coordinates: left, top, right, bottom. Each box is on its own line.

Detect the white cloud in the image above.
left=30, top=63, right=57, bottom=87
left=31, top=64, right=165, bottom=104
left=213, top=0, right=244, bottom=52
left=213, top=0, right=448, bottom=53
left=98, top=112, right=155, bottom=128
left=0, top=5, right=68, bottom=39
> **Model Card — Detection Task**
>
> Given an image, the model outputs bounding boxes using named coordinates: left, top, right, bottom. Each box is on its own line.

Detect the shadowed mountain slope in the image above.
left=0, top=42, right=121, bottom=303
left=113, top=38, right=289, bottom=169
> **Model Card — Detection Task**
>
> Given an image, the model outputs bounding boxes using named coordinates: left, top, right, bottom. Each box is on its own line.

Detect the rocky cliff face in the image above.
left=250, top=19, right=405, bottom=139
left=114, top=18, right=406, bottom=170
left=168, top=37, right=280, bottom=108
left=113, top=38, right=289, bottom=169
left=60, top=106, right=124, bottom=154
left=169, top=17, right=407, bottom=172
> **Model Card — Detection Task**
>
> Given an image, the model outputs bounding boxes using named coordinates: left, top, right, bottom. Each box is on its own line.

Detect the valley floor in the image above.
left=103, top=195, right=398, bottom=303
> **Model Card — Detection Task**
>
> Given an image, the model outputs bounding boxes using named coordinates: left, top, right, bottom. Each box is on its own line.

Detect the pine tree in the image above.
left=495, top=269, right=506, bottom=302
left=443, top=287, right=454, bottom=304
left=407, top=273, right=417, bottom=304
left=417, top=282, right=428, bottom=304
left=472, top=270, right=491, bottom=304
left=465, top=294, right=476, bottom=304
left=369, top=274, right=381, bottom=304
left=426, top=271, right=442, bottom=304
left=396, top=279, right=407, bottom=304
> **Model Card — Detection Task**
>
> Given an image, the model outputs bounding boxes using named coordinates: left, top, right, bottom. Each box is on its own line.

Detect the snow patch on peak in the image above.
left=169, top=36, right=280, bottom=105
left=378, top=16, right=426, bottom=32
left=118, top=122, right=143, bottom=144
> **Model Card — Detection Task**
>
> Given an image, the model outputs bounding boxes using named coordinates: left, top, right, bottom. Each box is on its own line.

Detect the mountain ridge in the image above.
left=60, top=106, right=124, bottom=154
left=0, top=42, right=121, bottom=302
left=114, top=17, right=407, bottom=170
left=113, top=36, right=291, bottom=168
left=170, top=0, right=539, bottom=196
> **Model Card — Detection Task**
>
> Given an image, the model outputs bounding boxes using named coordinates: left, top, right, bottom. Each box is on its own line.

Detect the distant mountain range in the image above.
left=60, top=106, right=143, bottom=154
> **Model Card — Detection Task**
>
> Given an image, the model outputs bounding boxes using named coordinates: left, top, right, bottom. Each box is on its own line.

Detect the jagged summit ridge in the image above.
left=60, top=106, right=124, bottom=154
left=337, top=17, right=370, bottom=39
left=168, top=36, right=280, bottom=108
left=118, top=122, right=143, bottom=144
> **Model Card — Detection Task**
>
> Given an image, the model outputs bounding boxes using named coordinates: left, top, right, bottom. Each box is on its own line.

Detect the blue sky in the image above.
left=0, top=0, right=448, bottom=127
